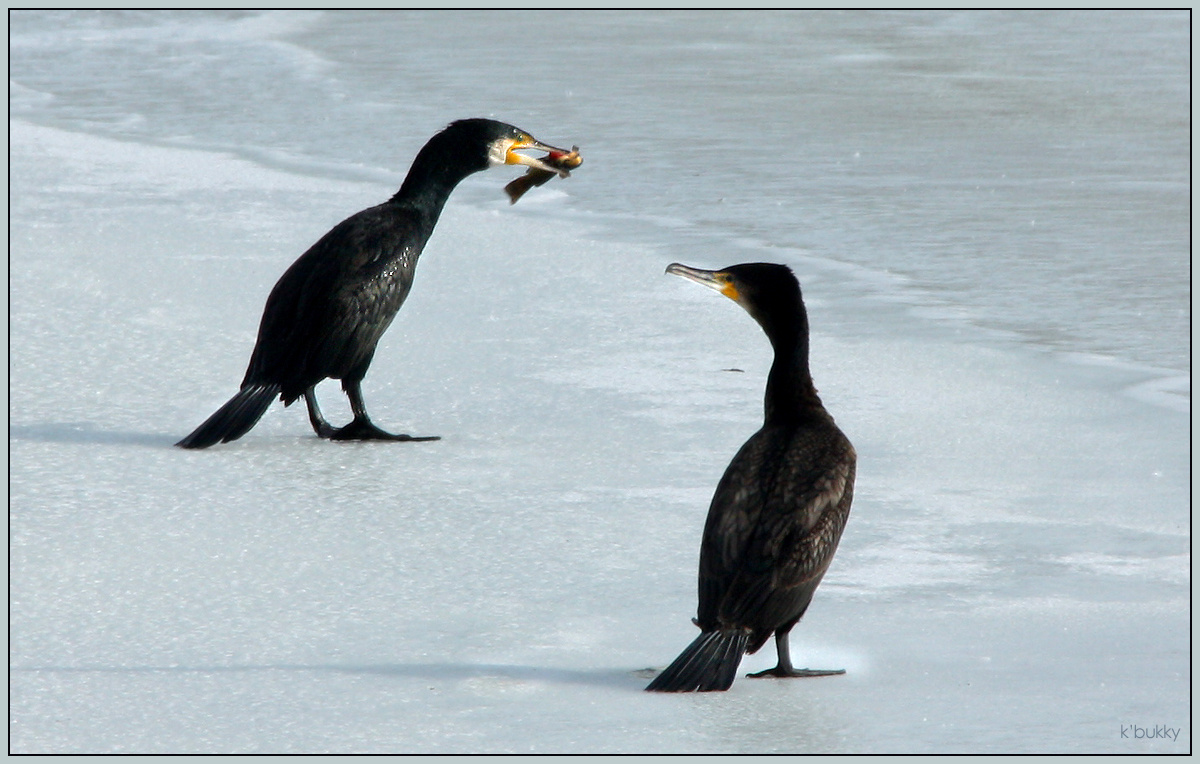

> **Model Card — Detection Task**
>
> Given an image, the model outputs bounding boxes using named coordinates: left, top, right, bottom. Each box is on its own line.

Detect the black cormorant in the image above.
left=177, top=118, right=570, bottom=449
left=646, top=262, right=856, bottom=693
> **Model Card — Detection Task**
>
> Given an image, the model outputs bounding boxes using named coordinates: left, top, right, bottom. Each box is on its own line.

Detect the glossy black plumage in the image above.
left=647, top=263, right=856, bottom=693
left=177, top=118, right=565, bottom=449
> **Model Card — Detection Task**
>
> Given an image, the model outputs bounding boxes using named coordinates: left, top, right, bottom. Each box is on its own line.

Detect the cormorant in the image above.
left=646, top=262, right=856, bottom=693
left=177, top=118, right=571, bottom=449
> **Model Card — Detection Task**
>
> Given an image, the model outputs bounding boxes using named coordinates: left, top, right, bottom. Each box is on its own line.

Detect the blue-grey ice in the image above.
left=9, top=10, right=1189, bottom=754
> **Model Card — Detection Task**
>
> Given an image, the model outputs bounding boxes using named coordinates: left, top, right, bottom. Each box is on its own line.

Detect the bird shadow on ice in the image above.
left=9, top=422, right=176, bottom=447
left=331, top=662, right=650, bottom=690
left=13, top=662, right=651, bottom=690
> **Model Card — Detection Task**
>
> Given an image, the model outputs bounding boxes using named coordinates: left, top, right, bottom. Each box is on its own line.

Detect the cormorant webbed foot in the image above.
left=324, top=416, right=440, bottom=442
left=746, top=632, right=843, bottom=678
left=746, top=666, right=845, bottom=679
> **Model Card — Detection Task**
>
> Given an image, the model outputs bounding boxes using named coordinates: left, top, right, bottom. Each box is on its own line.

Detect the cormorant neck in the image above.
left=389, top=141, right=486, bottom=225
left=762, top=310, right=823, bottom=424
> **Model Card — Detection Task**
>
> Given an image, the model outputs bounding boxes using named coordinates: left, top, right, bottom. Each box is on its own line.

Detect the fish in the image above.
left=505, top=145, right=582, bottom=204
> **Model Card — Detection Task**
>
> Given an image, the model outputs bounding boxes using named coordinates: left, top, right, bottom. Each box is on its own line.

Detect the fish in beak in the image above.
left=504, top=145, right=583, bottom=204
left=505, top=135, right=576, bottom=177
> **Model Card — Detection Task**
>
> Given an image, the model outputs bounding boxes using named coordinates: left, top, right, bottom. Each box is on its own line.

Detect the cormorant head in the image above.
left=438, top=118, right=570, bottom=177
left=665, top=262, right=806, bottom=341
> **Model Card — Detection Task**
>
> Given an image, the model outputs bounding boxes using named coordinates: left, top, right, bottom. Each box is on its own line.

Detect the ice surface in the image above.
left=8, top=10, right=1190, bottom=755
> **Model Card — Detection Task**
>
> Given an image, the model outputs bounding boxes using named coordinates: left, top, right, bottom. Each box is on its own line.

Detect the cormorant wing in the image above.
left=243, top=205, right=423, bottom=398
left=697, top=425, right=855, bottom=629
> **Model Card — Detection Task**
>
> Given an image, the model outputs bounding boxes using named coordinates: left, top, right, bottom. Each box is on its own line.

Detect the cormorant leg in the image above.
left=325, top=380, right=440, bottom=442
left=304, top=387, right=337, bottom=438
left=746, top=631, right=844, bottom=679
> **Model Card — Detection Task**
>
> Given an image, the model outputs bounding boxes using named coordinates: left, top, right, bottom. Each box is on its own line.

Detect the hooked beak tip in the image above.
left=666, top=263, right=735, bottom=299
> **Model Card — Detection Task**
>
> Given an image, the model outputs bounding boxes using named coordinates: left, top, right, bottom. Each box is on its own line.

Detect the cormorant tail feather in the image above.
left=645, top=629, right=750, bottom=692
left=176, top=383, right=280, bottom=449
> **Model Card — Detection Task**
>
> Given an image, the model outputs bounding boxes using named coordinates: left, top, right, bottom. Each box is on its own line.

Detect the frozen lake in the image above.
left=8, top=10, right=1190, bottom=754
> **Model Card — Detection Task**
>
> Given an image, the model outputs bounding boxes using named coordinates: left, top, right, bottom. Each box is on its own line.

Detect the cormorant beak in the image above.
left=505, top=137, right=573, bottom=177
left=666, top=263, right=741, bottom=302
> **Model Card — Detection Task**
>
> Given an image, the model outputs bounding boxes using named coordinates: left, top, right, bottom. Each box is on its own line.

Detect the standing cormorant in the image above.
left=646, top=262, right=856, bottom=693
left=177, top=118, right=571, bottom=449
